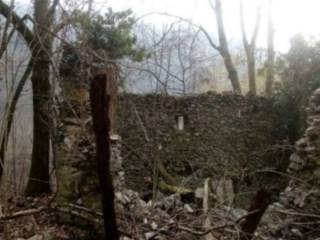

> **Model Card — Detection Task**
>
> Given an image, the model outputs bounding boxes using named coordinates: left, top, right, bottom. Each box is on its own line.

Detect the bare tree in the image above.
left=0, top=0, right=59, bottom=195
left=126, top=22, right=215, bottom=95
left=87, top=0, right=93, bottom=15
left=265, top=0, right=275, bottom=96
left=208, top=0, right=241, bottom=94
left=25, top=0, right=60, bottom=195
left=149, top=8, right=241, bottom=93
left=240, top=0, right=261, bottom=95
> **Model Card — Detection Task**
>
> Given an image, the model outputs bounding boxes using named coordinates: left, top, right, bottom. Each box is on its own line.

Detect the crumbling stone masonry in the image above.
left=56, top=101, right=125, bottom=208
left=56, top=92, right=290, bottom=209
left=266, top=88, right=320, bottom=240
left=117, top=94, right=289, bottom=205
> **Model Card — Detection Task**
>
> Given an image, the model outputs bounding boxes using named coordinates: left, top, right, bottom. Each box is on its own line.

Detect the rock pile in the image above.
left=264, top=88, right=320, bottom=240
left=282, top=88, right=320, bottom=208
left=114, top=188, right=249, bottom=240
left=56, top=116, right=125, bottom=206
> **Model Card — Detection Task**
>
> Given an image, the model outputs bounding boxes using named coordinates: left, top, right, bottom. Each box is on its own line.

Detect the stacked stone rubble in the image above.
left=110, top=135, right=125, bottom=191
left=56, top=116, right=125, bottom=206
left=283, top=88, right=320, bottom=205
left=268, top=88, right=320, bottom=240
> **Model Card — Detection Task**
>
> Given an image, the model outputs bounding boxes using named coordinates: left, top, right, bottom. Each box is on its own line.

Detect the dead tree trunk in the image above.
left=90, top=69, right=119, bottom=240
left=240, top=188, right=271, bottom=240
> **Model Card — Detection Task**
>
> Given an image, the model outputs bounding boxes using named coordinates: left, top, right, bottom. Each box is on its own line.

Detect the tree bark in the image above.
left=0, top=0, right=34, bottom=48
left=26, top=0, right=53, bottom=195
left=25, top=50, right=51, bottom=195
left=247, top=53, right=256, bottom=95
left=0, top=1, right=50, bottom=192
left=0, top=0, right=58, bottom=194
left=240, top=0, right=261, bottom=95
left=90, top=69, right=119, bottom=240
left=265, top=0, right=275, bottom=97
left=214, top=0, right=241, bottom=94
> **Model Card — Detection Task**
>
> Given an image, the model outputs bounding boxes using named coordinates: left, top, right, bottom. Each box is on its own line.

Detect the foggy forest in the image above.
left=0, top=0, right=320, bottom=239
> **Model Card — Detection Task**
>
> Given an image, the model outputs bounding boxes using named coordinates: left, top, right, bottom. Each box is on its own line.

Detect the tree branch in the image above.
left=137, top=12, right=220, bottom=51
left=250, top=3, right=262, bottom=47
left=0, top=0, right=34, bottom=48
left=240, top=0, right=249, bottom=49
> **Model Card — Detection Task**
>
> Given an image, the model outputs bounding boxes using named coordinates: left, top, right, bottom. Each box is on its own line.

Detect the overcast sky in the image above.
left=13, top=0, right=320, bottom=52
left=103, top=0, right=320, bottom=52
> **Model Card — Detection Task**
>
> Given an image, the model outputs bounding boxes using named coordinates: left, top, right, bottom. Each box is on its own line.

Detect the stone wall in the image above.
left=56, top=92, right=290, bottom=208
left=117, top=93, right=288, bottom=204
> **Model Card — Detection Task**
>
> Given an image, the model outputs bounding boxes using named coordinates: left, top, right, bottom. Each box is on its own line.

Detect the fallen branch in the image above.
left=58, top=203, right=103, bottom=217
left=0, top=207, right=46, bottom=220
left=272, top=209, right=320, bottom=219
left=177, top=223, right=230, bottom=236
left=0, top=199, right=263, bottom=239
left=169, top=209, right=260, bottom=237
left=55, top=206, right=101, bottom=224
left=0, top=203, right=102, bottom=222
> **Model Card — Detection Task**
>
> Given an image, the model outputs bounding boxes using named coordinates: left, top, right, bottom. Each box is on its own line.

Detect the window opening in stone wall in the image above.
left=176, top=115, right=185, bottom=130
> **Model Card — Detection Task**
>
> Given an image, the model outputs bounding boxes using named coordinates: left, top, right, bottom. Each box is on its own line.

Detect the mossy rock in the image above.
left=56, top=166, right=84, bottom=203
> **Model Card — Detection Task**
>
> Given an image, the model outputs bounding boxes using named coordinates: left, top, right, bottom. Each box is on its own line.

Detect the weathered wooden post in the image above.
left=90, top=69, right=119, bottom=240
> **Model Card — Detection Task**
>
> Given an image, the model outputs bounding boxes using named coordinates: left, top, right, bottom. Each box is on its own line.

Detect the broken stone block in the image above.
left=145, top=232, right=157, bottom=240
left=195, top=187, right=204, bottom=199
